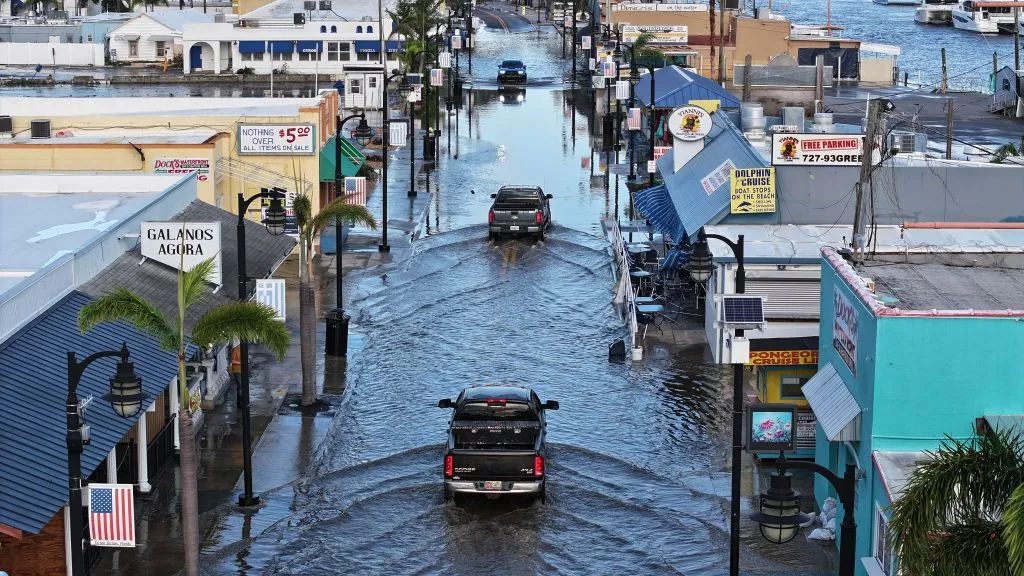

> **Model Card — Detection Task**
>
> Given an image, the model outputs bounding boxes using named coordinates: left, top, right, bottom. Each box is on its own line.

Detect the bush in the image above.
left=236, top=67, right=255, bottom=75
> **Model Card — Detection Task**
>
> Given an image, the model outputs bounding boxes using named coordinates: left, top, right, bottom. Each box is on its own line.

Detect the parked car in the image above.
left=487, top=185, right=553, bottom=241
left=438, top=385, right=559, bottom=503
left=497, top=59, right=527, bottom=84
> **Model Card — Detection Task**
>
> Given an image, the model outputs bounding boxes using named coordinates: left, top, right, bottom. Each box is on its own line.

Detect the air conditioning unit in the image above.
left=293, top=12, right=306, bottom=25
left=318, top=0, right=331, bottom=9
left=0, top=115, right=12, bottom=138
left=30, top=119, right=51, bottom=139
left=889, top=131, right=927, bottom=154
left=214, top=13, right=225, bottom=22
left=302, top=1, right=315, bottom=10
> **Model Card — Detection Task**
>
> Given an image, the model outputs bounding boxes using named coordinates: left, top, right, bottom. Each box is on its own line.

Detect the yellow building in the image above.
left=0, top=91, right=362, bottom=220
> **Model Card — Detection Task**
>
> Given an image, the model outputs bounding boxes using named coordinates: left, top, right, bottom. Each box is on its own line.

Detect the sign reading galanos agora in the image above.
left=238, top=124, right=316, bottom=155
left=140, top=222, right=223, bottom=286
left=833, top=287, right=859, bottom=376
left=771, top=133, right=865, bottom=166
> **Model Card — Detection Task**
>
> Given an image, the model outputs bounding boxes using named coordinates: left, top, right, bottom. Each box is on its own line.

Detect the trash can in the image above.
left=325, top=308, right=350, bottom=356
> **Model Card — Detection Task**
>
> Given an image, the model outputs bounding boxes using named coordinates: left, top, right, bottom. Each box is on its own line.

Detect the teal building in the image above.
left=803, top=246, right=1024, bottom=576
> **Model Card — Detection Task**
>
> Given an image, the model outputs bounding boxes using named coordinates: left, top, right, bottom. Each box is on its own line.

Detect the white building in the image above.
left=108, top=11, right=216, bottom=63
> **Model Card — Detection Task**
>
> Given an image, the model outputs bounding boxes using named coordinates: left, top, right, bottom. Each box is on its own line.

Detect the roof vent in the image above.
left=30, top=119, right=51, bottom=139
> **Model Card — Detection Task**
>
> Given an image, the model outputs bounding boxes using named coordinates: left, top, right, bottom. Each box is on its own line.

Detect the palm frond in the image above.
left=925, top=521, right=1012, bottom=576
left=1004, top=481, right=1024, bottom=575
left=308, top=199, right=378, bottom=238
left=180, top=257, right=217, bottom=310
left=190, top=301, right=291, bottom=360
left=78, top=288, right=178, bottom=351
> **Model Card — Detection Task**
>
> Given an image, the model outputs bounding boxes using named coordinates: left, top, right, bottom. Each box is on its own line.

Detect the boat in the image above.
left=915, top=0, right=957, bottom=23
left=951, top=0, right=1024, bottom=33
left=874, top=0, right=919, bottom=5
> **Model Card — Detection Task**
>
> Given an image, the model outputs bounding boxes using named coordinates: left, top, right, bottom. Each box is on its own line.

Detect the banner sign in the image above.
left=700, top=158, right=735, bottom=195
left=430, top=68, right=444, bottom=86
left=771, top=133, right=865, bottom=166
left=653, top=146, right=671, bottom=159
left=622, top=25, right=688, bottom=44
left=255, top=279, right=286, bottom=321
left=729, top=167, right=776, bottom=214
left=601, top=60, right=617, bottom=78
left=833, top=287, right=859, bottom=376
left=615, top=80, right=630, bottom=100
left=439, top=51, right=452, bottom=69
left=581, top=35, right=591, bottom=49
left=141, top=222, right=222, bottom=285
left=564, top=14, right=573, bottom=27
left=589, top=57, right=596, bottom=70
left=746, top=349, right=819, bottom=366
left=613, top=2, right=707, bottom=10
left=627, top=107, right=642, bottom=130
left=88, top=484, right=135, bottom=548
left=153, top=158, right=210, bottom=182
left=239, top=124, right=315, bottom=155
left=451, top=34, right=463, bottom=50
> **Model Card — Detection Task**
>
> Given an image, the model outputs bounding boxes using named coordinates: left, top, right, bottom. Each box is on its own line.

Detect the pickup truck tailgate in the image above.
left=491, top=207, right=540, bottom=224
left=451, top=449, right=539, bottom=480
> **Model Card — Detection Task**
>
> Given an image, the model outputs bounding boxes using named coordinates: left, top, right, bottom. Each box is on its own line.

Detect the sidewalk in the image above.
left=91, top=105, right=435, bottom=576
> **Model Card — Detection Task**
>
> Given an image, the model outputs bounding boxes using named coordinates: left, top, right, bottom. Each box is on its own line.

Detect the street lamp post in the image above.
left=627, top=45, right=639, bottom=182
left=379, top=70, right=409, bottom=253
left=688, top=232, right=745, bottom=576
left=67, top=343, right=146, bottom=576
left=235, top=188, right=287, bottom=506
left=751, top=455, right=858, bottom=576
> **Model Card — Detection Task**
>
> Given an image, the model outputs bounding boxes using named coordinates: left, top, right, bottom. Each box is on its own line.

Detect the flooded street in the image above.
left=86, top=16, right=834, bottom=576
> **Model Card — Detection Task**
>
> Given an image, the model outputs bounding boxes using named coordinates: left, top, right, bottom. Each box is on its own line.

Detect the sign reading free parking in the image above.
left=239, top=124, right=316, bottom=155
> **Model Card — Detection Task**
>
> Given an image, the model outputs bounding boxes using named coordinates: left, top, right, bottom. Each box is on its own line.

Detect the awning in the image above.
left=802, top=362, right=861, bottom=441
left=320, top=135, right=367, bottom=182
left=120, top=34, right=140, bottom=41
left=386, top=40, right=405, bottom=53
left=984, top=414, right=1024, bottom=434
left=0, top=291, right=188, bottom=534
left=632, top=183, right=685, bottom=242
left=269, top=40, right=294, bottom=53
left=873, top=451, right=930, bottom=504
left=238, top=41, right=266, bottom=54
left=354, top=40, right=380, bottom=53
left=296, top=40, right=322, bottom=54
left=148, top=34, right=173, bottom=42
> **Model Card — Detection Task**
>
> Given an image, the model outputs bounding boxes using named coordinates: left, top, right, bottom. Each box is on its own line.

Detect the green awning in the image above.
left=320, top=135, right=366, bottom=182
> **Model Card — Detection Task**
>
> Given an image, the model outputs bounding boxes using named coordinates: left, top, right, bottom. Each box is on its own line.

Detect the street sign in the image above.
left=647, top=160, right=656, bottom=173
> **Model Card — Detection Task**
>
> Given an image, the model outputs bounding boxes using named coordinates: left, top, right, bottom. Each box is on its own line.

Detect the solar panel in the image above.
left=722, top=296, right=765, bottom=325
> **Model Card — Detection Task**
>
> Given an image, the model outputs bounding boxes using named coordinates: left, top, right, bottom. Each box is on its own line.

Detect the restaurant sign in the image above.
left=771, top=133, right=865, bottom=166
left=238, top=124, right=316, bottom=155
left=833, top=287, right=859, bottom=376
left=622, top=25, right=688, bottom=44
left=613, top=3, right=708, bottom=11
left=746, top=349, right=818, bottom=366
left=140, top=222, right=223, bottom=286
left=153, top=158, right=210, bottom=182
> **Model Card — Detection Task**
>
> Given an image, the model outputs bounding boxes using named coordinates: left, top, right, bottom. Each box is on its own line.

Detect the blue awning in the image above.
left=269, top=40, right=294, bottom=53
left=385, top=40, right=405, bottom=53
left=0, top=291, right=190, bottom=534
left=238, top=41, right=265, bottom=54
left=633, top=184, right=685, bottom=242
left=296, top=40, right=321, bottom=54
left=354, top=40, right=379, bottom=53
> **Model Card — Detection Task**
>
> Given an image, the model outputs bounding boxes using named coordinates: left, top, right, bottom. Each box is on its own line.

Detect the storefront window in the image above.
left=874, top=506, right=896, bottom=575
left=780, top=376, right=810, bottom=400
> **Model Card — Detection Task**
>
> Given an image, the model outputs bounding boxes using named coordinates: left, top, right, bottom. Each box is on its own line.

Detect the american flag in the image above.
left=601, top=61, right=616, bottom=78
left=581, top=35, right=591, bottom=50
left=451, top=34, right=462, bottom=50
left=430, top=68, right=444, bottom=86
left=627, top=107, right=641, bottom=130
left=88, top=484, right=135, bottom=547
left=344, top=176, right=367, bottom=205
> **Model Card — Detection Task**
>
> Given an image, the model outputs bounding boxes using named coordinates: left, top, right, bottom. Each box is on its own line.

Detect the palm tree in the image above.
left=291, top=194, right=377, bottom=406
left=388, top=0, right=446, bottom=73
left=78, top=256, right=290, bottom=576
left=888, top=430, right=1024, bottom=576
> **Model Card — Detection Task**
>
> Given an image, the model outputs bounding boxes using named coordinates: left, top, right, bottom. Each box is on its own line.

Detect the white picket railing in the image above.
left=604, top=218, right=638, bottom=353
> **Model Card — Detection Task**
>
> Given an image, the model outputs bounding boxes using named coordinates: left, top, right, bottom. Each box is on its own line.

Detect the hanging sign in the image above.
left=581, top=35, right=591, bottom=49
left=390, top=122, right=408, bottom=147
left=771, top=133, right=865, bottom=166
left=729, top=167, right=776, bottom=214
left=615, top=80, right=630, bottom=100
left=667, top=105, right=712, bottom=141
left=140, top=222, right=223, bottom=285
left=746, top=404, right=797, bottom=452
left=153, top=158, right=211, bottom=182
left=622, top=25, right=688, bottom=45
left=430, top=68, right=444, bottom=86
left=647, top=160, right=657, bottom=173
left=601, top=60, right=617, bottom=78
left=627, top=107, right=642, bottom=130
left=408, top=86, right=421, bottom=102
left=833, top=287, right=860, bottom=376
left=564, top=14, right=572, bottom=27
left=255, top=278, right=286, bottom=321
left=700, top=158, right=735, bottom=195
left=439, top=51, right=452, bottom=69
left=238, top=124, right=315, bottom=155
left=88, top=484, right=135, bottom=548
left=589, top=57, right=596, bottom=70
left=451, top=34, right=463, bottom=50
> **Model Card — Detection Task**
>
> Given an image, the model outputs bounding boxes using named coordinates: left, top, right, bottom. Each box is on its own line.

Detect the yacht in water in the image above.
left=915, top=0, right=957, bottom=23
left=951, top=0, right=1023, bottom=33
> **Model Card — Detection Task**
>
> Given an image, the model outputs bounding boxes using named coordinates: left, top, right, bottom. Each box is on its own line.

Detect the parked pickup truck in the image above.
left=438, top=385, right=559, bottom=503
left=487, top=185, right=553, bottom=241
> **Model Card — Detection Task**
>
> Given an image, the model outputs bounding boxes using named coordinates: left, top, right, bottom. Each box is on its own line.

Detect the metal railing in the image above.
left=605, top=218, right=638, bottom=351
left=148, top=415, right=178, bottom=480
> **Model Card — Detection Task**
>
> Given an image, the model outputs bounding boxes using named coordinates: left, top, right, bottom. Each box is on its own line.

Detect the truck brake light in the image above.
left=534, top=455, right=544, bottom=477
left=486, top=398, right=506, bottom=406
left=489, top=210, right=495, bottom=224
left=444, top=454, right=453, bottom=478
left=535, top=211, right=542, bottom=224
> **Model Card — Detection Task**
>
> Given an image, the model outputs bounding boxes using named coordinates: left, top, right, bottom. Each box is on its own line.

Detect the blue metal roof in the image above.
left=657, top=111, right=770, bottom=241
left=633, top=184, right=685, bottom=242
left=0, top=291, right=184, bottom=534
left=634, top=66, right=741, bottom=109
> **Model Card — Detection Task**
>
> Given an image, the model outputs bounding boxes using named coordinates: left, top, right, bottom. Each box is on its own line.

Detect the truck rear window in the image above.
left=455, top=401, right=536, bottom=421
left=495, top=189, right=540, bottom=208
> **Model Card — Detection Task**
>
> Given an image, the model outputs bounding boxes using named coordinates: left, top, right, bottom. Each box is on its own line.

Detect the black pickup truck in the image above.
left=487, top=185, right=553, bottom=241
left=438, top=385, right=559, bottom=503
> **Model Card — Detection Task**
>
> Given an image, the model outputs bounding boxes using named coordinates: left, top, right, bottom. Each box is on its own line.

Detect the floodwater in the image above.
left=184, top=23, right=836, bottom=576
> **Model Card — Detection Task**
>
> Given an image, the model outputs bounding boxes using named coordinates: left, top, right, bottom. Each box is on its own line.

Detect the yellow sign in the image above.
left=689, top=99, right=721, bottom=113
left=188, top=381, right=202, bottom=415
left=730, top=167, right=776, bottom=214
left=746, top=350, right=819, bottom=366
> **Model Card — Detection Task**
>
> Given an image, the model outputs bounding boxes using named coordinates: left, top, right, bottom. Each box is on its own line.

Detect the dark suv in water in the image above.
left=497, top=59, right=527, bottom=84
left=487, top=185, right=553, bottom=241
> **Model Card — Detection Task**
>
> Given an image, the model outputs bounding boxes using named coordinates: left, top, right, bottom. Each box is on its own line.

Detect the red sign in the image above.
left=746, top=350, right=818, bottom=366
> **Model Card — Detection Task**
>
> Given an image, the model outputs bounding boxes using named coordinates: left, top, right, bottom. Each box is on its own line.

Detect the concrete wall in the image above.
left=0, top=24, right=81, bottom=43
left=720, top=164, right=1024, bottom=227
left=0, top=42, right=104, bottom=66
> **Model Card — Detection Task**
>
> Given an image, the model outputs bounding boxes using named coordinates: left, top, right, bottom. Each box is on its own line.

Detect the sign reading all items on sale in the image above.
left=833, top=287, right=859, bottom=376
left=771, top=133, right=865, bottom=166
left=729, top=167, right=776, bottom=214
left=153, top=158, right=210, bottom=182
left=239, top=124, right=315, bottom=155
left=140, top=221, right=222, bottom=285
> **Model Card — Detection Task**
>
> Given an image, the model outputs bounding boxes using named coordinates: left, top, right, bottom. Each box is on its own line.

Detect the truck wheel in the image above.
left=538, top=483, right=547, bottom=504
left=443, top=485, right=453, bottom=503
left=537, top=228, right=545, bottom=242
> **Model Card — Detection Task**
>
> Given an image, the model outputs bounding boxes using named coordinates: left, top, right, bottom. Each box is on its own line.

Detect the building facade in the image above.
left=108, top=12, right=215, bottom=63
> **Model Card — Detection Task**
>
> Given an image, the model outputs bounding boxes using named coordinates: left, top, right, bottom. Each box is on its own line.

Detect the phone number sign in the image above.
left=771, top=133, right=865, bottom=166
left=239, top=124, right=316, bottom=155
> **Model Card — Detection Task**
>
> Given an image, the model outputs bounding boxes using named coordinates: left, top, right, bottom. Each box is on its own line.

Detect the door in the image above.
left=190, top=45, right=203, bottom=71
left=365, top=74, right=383, bottom=110
left=348, top=76, right=364, bottom=108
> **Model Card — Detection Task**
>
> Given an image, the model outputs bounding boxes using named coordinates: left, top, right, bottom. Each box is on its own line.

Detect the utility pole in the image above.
left=741, top=54, right=751, bottom=102
left=945, top=99, right=954, bottom=160
left=853, top=99, right=879, bottom=261
left=571, top=0, right=577, bottom=86
left=940, top=47, right=947, bottom=94
left=815, top=55, right=825, bottom=112
left=718, top=0, right=726, bottom=85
